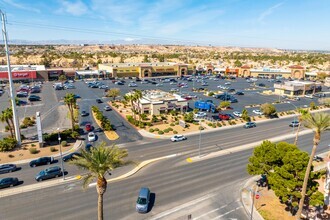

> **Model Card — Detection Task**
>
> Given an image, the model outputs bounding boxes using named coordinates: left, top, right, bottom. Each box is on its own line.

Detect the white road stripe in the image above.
left=193, top=205, right=228, bottom=220
left=210, top=207, right=243, bottom=220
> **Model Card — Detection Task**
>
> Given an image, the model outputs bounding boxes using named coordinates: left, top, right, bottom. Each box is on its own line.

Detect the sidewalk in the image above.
left=138, top=108, right=330, bottom=139
left=241, top=153, right=328, bottom=220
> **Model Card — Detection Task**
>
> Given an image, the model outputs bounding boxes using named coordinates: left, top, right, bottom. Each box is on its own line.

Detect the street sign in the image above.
left=255, top=194, right=260, bottom=199
left=179, top=120, right=186, bottom=128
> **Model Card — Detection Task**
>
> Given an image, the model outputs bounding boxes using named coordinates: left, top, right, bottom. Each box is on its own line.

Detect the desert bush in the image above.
left=208, top=123, right=213, bottom=126
left=175, top=121, right=179, bottom=125
left=164, top=129, right=170, bottom=133
left=8, top=154, right=14, bottom=158
left=149, top=128, right=154, bottom=133
left=199, top=126, right=204, bottom=130
left=158, top=131, right=164, bottom=135
left=0, top=138, right=17, bottom=152
left=168, top=127, right=173, bottom=131
left=61, top=141, right=67, bottom=147
left=154, top=128, right=159, bottom=131
left=170, top=123, right=175, bottom=126
left=29, top=148, right=39, bottom=154
left=50, top=146, right=57, bottom=152
left=173, top=130, right=178, bottom=134
left=217, top=122, right=222, bottom=127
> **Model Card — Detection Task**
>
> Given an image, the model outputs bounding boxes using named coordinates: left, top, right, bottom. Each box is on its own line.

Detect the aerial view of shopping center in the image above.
left=0, top=1, right=329, bottom=220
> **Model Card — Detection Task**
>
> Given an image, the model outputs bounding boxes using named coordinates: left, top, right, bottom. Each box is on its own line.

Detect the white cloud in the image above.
left=258, top=2, right=283, bottom=23
left=1, top=0, right=40, bottom=13
left=57, top=0, right=89, bottom=16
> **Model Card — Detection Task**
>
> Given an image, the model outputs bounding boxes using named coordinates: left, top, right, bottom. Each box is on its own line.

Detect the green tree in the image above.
left=143, top=55, right=149, bottom=63
left=107, top=88, right=120, bottom=101
left=294, top=108, right=309, bottom=145
left=234, top=60, right=242, bottom=67
left=309, top=101, right=316, bottom=110
left=260, top=103, right=277, bottom=117
left=184, top=112, right=194, bottom=123
left=123, top=92, right=136, bottom=121
left=296, top=113, right=330, bottom=219
left=241, top=108, right=250, bottom=122
left=69, top=142, right=131, bottom=220
left=0, top=108, right=14, bottom=138
left=133, top=90, right=143, bottom=124
left=59, top=74, right=67, bottom=82
left=64, top=93, right=77, bottom=132
left=218, top=101, right=230, bottom=109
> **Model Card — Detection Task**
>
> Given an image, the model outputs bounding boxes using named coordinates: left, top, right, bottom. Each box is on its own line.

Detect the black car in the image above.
left=29, top=157, right=54, bottom=167
left=289, top=121, right=299, bottom=127
left=96, top=99, right=103, bottom=103
left=0, top=164, right=17, bottom=174
left=228, top=88, right=236, bottom=93
left=258, top=83, right=266, bottom=87
left=35, top=166, right=63, bottom=182
left=63, top=152, right=82, bottom=162
left=85, top=144, right=93, bottom=152
left=16, top=92, right=28, bottom=98
left=0, top=177, right=19, bottom=189
left=236, top=91, right=244, bottom=95
left=81, top=111, right=89, bottom=117
left=230, top=98, right=238, bottom=103
left=104, top=106, right=112, bottom=111
left=28, top=95, right=41, bottom=101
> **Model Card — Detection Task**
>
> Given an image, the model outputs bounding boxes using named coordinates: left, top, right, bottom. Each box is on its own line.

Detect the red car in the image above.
left=219, top=113, right=230, bottom=120
left=85, top=123, right=92, bottom=132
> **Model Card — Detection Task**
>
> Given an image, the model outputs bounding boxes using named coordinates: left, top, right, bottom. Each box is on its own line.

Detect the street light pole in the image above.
left=57, top=128, right=65, bottom=180
left=1, top=11, right=21, bottom=144
left=199, top=120, right=202, bottom=158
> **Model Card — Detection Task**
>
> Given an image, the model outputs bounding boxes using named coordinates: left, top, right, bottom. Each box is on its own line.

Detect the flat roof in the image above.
left=100, top=62, right=182, bottom=68
left=0, top=65, right=46, bottom=72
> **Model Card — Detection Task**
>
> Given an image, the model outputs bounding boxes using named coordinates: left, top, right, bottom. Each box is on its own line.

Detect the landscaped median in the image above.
left=91, top=106, right=119, bottom=141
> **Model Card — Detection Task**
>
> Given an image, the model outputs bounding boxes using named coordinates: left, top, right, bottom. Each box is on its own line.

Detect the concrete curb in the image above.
left=0, top=153, right=177, bottom=198
left=138, top=108, right=330, bottom=139
left=1, top=140, right=83, bottom=166
left=89, top=153, right=177, bottom=187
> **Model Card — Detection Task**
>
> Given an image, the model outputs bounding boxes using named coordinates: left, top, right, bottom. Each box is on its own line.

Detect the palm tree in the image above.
left=293, top=108, right=309, bottom=146
left=124, top=93, right=136, bottom=121
left=296, top=113, right=330, bottom=219
left=134, top=90, right=143, bottom=124
left=64, top=93, right=77, bottom=131
left=69, top=142, right=130, bottom=220
left=0, top=108, right=14, bottom=138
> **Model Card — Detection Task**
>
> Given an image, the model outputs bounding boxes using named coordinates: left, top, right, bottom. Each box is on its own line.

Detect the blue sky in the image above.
left=0, top=0, right=329, bottom=50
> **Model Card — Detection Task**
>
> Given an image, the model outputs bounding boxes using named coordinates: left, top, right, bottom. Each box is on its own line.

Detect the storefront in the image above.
left=0, top=71, right=37, bottom=82
left=47, top=70, right=63, bottom=81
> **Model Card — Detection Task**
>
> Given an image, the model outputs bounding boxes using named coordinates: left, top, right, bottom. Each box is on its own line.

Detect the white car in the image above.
left=104, top=106, right=111, bottom=111
left=194, top=112, right=207, bottom=118
left=213, top=78, right=219, bottom=81
left=217, top=85, right=223, bottom=88
left=170, top=88, right=179, bottom=92
left=233, top=111, right=242, bottom=117
left=141, top=80, right=148, bottom=84
left=304, top=94, right=313, bottom=99
left=171, top=135, right=187, bottom=142
left=224, top=82, right=231, bottom=85
left=156, top=83, right=163, bottom=87
left=128, top=83, right=137, bottom=87
left=252, top=109, right=263, bottom=115
left=88, top=132, right=96, bottom=142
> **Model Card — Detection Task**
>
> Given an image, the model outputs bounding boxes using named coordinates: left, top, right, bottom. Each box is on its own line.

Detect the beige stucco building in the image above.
left=274, top=81, right=322, bottom=97
left=98, top=62, right=195, bottom=78
left=133, top=90, right=188, bottom=115
left=239, top=65, right=306, bottom=79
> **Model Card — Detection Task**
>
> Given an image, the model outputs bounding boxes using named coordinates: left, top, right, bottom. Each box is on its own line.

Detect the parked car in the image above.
left=289, top=121, right=300, bottom=127
left=35, top=166, right=63, bottom=182
left=73, top=94, right=81, bottom=99
left=16, top=91, right=28, bottom=97
left=219, top=113, right=230, bottom=120
left=128, top=83, right=137, bottom=87
left=244, top=122, right=256, bottom=129
left=28, top=95, right=41, bottom=101
left=85, top=143, right=93, bottom=152
left=258, top=83, right=266, bottom=87
left=63, top=152, right=82, bottom=162
left=30, top=88, right=41, bottom=93
left=88, top=132, right=96, bottom=142
left=85, top=123, right=92, bottom=132
left=0, top=164, right=17, bottom=174
left=0, top=177, right=19, bottom=189
left=194, top=112, right=207, bottom=118
left=96, top=99, right=103, bottom=103
left=29, top=157, right=54, bottom=167
left=171, top=135, right=187, bottom=142
left=252, top=109, right=263, bottom=115
left=230, top=98, right=238, bottom=103
left=304, top=94, right=313, bottom=99
left=236, top=91, right=244, bottom=95
left=81, top=111, right=89, bottom=117
left=156, top=83, right=163, bottom=87
left=224, top=82, right=231, bottom=85
left=233, top=111, right=242, bottom=117
left=104, top=106, right=112, bottom=111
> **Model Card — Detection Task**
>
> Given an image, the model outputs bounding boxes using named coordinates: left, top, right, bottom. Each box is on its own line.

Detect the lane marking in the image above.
left=194, top=205, right=228, bottom=220
left=210, top=207, right=243, bottom=220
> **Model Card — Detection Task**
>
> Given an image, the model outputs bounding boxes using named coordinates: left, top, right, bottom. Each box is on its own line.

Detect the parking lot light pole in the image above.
left=199, top=120, right=202, bottom=158
left=57, top=128, right=65, bottom=180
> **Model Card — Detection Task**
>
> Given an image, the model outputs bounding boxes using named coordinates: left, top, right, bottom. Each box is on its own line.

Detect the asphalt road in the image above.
left=1, top=131, right=329, bottom=220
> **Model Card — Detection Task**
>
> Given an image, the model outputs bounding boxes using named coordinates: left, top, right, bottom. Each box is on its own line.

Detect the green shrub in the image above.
left=168, top=127, right=173, bottom=131
left=139, top=123, right=145, bottom=128
left=208, top=123, right=212, bottom=126
left=175, top=121, right=179, bottom=125
left=170, top=123, right=175, bottom=126
left=29, top=148, right=39, bottom=154
left=217, top=122, right=222, bottom=127
left=164, top=129, right=170, bottom=133
left=158, top=131, right=164, bottom=135
left=71, top=131, right=80, bottom=139
left=208, top=92, right=214, bottom=96
left=149, top=128, right=154, bottom=133
left=154, top=128, right=159, bottom=131
left=50, top=147, right=57, bottom=152
left=8, top=154, right=14, bottom=158
left=212, top=124, right=216, bottom=128
left=20, top=124, right=28, bottom=129
left=173, top=130, right=178, bottom=134
left=0, top=138, right=17, bottom=152
left=61, top=141, right=67, bottom=147
left=199, top=126, right=204, bottom=130
left=146, top=122, right=152, bottom=126
left=231, top=121, right=236, bottom=125
left=31, top=144, right=36, bottom=147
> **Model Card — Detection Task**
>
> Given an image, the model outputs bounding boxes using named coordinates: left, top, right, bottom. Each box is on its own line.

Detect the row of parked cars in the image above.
left=16, top=84, right=42, bottom=101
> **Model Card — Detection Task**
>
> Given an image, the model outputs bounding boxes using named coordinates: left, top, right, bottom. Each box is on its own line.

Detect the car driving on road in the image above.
left=35, top=166, right=63, bottom=182
left=233, top=111, right=242, bottom=117
left=171, top=135, right=187, bottom=142
left=244, top=122, right=257, bottom=129
left=104, top=106, right=111, bottom=111
left=289, top=121, right=300, bottom=127
left=0, top=177, right=19, bottom=189
left=29, top=157, right=54, bottom=167
left=252, top=109, right=263, bottom=115
left=88, top=132, right=96, bottom=142
left=0, top=164, right=17, bottom=174
left=194, top=112, right=207, bottom=118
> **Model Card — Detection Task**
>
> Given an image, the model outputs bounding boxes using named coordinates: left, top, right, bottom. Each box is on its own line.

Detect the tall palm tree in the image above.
left=293, top=108, right=309, bottom=146
left=0, top=108, right=14, bottom=138
left=70, top=142, right=130, bottom=220
left=296, top=113, right=330, bottom=219
left=124, top=93, right=136, bottom=121
left=134, top=90, right=143, bottom=124
left=64, top=93, right=77, bottom=131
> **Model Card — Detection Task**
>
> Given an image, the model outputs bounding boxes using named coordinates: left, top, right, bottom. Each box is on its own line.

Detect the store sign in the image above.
left=0, top=71, right=37, bottom=79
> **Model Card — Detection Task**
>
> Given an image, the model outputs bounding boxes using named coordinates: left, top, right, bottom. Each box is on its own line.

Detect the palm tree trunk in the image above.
left=96, top=177, right=107, bottom=220
left=69, top=105, right=75, bottom=131
left=6, top=118, right=14, bottom=138
left=296, top=143, right=318, bottom=219
left=294, top=122, right=301, bottom=145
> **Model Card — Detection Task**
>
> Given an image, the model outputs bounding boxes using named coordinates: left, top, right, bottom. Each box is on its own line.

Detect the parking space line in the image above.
left=194, top=205, right=228, bottom=220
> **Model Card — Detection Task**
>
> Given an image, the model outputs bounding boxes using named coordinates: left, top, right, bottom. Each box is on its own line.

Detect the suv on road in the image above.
left=29, top=157, right=54, bottom=167
left=0, top=177, right=19, bottom=189
left=35, top=166, right=63, bottom=182
left=289, top=121, right=300, bottom=127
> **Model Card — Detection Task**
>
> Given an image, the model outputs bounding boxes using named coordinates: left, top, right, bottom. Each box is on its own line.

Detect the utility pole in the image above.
left=1, top=10, right=21, bottom=144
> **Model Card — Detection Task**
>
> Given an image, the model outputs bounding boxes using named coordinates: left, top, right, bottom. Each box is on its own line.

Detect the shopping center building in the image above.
left=98, top=62, right=195, bottom=78
left=132, top=90, right=188, bottom=115
left=274, top=80, right=322, bottom=97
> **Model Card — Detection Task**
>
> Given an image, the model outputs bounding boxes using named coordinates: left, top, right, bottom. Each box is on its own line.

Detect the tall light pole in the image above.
left=288, top=102, right=298, bottom=134
left=57, top=128, right=65, bottom=180
left=1, top=10, right=21, bottom=144
left=199, top=119, right=202, bottom=158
